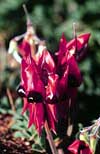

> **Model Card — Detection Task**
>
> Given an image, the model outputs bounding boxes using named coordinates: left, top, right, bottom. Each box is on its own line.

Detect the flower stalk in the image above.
left=7, top=88, right=16, bottom=112
left=45, top=120, right=58, bottom=154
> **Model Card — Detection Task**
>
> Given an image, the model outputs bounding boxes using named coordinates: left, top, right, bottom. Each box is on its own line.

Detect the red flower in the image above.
left=57, top=33, right=91, bottom=63
left=55, top=33, right=91, bottom=119
left=57, top=33, right=67, bottom=66
left=68, top=139, right=92, bottom=154
left=67, top=33, right=91, bottom=62
left=16, top=30, right=90, bottom=134
left=37, top=48, right=56, bottom=86
left=18, top=39, right=31, bottom=57
left=17, top=41, right=59, bottom=134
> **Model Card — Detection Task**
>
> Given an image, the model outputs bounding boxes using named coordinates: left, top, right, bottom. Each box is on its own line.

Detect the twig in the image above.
left=23, top=4, right=33, bottom=28
left=6, top=88, right=16, bottom=112
left=44, top=120, right=58, bottom=154
left=23, top=4, right=29, bottom=19
left=67, top=98, right=73, bottom=137
left=73, top=22, right=77, bottom=38
left=73, top=22, right=77, bottom=52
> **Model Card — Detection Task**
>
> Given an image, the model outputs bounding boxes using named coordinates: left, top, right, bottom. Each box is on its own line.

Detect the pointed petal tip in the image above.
left=61, top=32, right=65, bottom=37
left=21, top=103, right=28, bottom=115
left=28, top=120, right=33, bottom=128
left=79, top=33, right=91, bottom=41
left=60, top=32, right=67, bottom=42
left=85, top=32, right=91, bottom=39
left=51, top=128, right=57, bottom=135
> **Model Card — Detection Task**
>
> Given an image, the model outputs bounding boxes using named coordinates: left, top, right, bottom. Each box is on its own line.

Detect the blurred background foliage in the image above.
left=0, top=0, right=100, bottom=129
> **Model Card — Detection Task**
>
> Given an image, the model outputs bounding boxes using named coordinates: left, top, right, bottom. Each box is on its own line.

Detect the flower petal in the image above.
left=34, top=103, right=45, bottom=134
left=18, top=40, right=31, bottom=57
left=68, top=139, right=80, bottom=154
left=37, top=49, right=56, bottom=87
left=22, top=98, right=29, bottom=114
left=68, top=139, right=92, bottom=154
left=57, top=33, right=67, bottom=64
left=58, top=96, right=73, bottom=120
left=46, top=74, right=59, bottom=103
left=58, top=65, right=69, bottom=96
left=46, top=103, right=57, bottom=133
left=68, top=56, right=82, bottom=87
left=28, top=103, right=45, bottom=135
left=21, top=56, right=45, bottom=98
left=67, top=33, right=91, bottom=61
left=28, top=103, right=35, bottom=128
left=61, top=53, right=82, bottom=87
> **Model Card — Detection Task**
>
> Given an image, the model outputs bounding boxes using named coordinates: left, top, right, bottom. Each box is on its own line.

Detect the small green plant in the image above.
left=12, top=111, right=46, bottom=153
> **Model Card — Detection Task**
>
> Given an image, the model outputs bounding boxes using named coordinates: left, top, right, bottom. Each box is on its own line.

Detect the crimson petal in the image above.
left=37, top=49, right=56, bottom=86
left=58, top=65, right=69, bottom=96
left=57, top=33, right=67, bottom=64
left=45, top=103, right=58, bottom=133
left=67, top=55, right=82, bottom=87
left=21, top=55, right=45, bottom=98
left=67, top=33, right=91, bottom=61
left=22, top=98, right=29, bottom=114
left=34, top=103, right=45, bottom=135
left=68, top=139, right=92, bottom=154
left=28, top=103, right=35, bottom=128
left=18, top=40, right=31, bottom=57
left=46, top=74, right=59, bottom=104
left=68, top=139, right=80, bottom=154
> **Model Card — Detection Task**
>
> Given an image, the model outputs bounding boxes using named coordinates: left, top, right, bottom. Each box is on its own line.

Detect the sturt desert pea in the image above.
left=16, top=12, right=59, bottom=134
left=55, top=33, right=83, bottom=120
left=68, top=139, right=92, bottom=154
left=11, top=7, right=91, bottom=134
left=17, top=47, right=59, bottom=134
left=16, top=31, right=90, bottom=134
left=56, top=32, right=91, bottom=65
left=56, top=32, right=90, bottom=116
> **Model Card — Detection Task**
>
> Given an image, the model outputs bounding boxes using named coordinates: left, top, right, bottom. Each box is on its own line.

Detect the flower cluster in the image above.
left=9, top=15, right=90, bottom=135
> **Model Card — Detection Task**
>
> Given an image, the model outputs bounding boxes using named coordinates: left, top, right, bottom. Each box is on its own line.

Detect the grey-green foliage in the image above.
left=12, top=111, right=46, bottom=153
left=10, top=98, right=46, bottom=153
left=0, top=96, right=46, bottom=153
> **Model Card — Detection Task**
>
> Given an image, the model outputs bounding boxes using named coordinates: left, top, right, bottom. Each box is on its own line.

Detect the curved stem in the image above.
left=6, top=88, right=16, bottom=112
left=73, top=22, right=77, bottom=52
left=44, top=120, right=58, bottom=154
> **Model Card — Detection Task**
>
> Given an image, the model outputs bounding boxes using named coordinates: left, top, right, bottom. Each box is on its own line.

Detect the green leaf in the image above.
left=14, top=131, right=24, bottom=138
left=32, top=144, right=46, bottom=153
